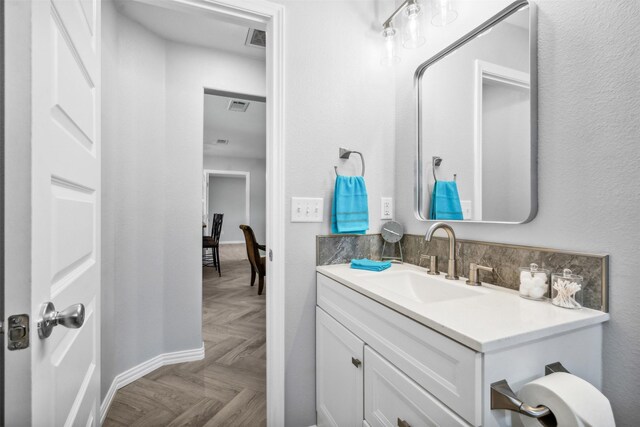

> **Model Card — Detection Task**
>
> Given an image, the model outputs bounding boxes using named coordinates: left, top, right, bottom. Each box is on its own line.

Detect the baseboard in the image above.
left=100, top=343, right=205, bottom=424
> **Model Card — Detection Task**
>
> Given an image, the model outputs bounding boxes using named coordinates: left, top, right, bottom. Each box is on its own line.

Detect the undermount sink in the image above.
left=362, top=270, right=483, bottom=304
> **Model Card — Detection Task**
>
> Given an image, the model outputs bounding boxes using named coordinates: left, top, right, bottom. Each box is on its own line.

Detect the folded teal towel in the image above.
left=351, top=258, right=391, bottom=272
left=429, top=180, right=463, bottom=220
left=331, top=175, right=369, bottom=234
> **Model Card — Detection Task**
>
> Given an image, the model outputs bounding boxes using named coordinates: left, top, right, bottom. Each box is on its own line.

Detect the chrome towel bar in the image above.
left=490, top=362, right=569, bottom=425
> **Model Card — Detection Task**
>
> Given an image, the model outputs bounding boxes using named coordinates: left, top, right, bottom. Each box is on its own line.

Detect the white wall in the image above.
left=101, top=0, right=266, bottom=402
left=204, top=156, right=266, bottom=243
left=208, top=176, right=247, bottom=243
left=395, top=1, right=640, bottom=425
left=271, top=1, right=396, bottom=424
left=101, top=0, right=167, bottom=400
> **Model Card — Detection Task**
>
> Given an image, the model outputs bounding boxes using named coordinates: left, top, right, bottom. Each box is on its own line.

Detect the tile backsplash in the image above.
left=316, top=234, right=608, bottom=312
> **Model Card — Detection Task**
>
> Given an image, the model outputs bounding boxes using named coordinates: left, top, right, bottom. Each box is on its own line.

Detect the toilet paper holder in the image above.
left=490, top=362, right=569, bottom=423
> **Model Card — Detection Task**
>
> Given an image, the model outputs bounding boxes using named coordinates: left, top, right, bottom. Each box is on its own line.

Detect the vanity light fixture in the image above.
left=381, top=0, right=458, bottom=65
left=401, top=0, right=426, bottom=48
left=431, top=0, right=458, bottom=27
left=381, top=25, right=400, bottom=66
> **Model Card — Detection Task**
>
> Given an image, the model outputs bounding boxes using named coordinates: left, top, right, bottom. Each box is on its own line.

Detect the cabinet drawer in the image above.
left=365, top=347, right=469, bottom=427
left=318, top=273, right=482, bottom=426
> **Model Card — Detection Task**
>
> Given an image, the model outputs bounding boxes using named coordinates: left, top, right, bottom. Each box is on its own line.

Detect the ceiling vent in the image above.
left=245, top=28, right=266, bottom=48
left=215, top=139, right=229, bottom=145
left=227, top=99, right=250, bottom=112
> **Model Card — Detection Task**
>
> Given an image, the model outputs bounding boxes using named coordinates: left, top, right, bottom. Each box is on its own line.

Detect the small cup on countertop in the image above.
left=551, top=269, right=583, bottom=309
left=519, top=263, right=550, bottom=300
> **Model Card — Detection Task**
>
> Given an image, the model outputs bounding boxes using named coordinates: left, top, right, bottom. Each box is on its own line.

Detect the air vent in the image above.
left=215, top=139, right=229, bottom=145
left=245, top=29, right=266, bottom=48
left=227, top=99, right=250, bottom=112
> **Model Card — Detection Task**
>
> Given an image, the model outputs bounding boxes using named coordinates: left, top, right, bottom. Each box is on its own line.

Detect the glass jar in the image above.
left=551, top=269, right=583, bottom=309
left=519, top=263, right=550, bottom=300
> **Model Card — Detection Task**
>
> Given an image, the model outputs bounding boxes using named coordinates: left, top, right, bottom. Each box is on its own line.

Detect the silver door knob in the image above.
left=37, top=302, right=85, bottom=339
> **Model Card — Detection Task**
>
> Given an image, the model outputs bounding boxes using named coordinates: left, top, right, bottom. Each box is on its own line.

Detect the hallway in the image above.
left=104, top=246, right=266, bottom=426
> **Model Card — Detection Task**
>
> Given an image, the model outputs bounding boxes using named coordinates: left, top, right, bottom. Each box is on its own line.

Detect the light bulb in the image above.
left=381, top=26, right=400, bottom=66
left=402, top=3, right=425, bottom=49
left=432, top=0, right=458, bottom=27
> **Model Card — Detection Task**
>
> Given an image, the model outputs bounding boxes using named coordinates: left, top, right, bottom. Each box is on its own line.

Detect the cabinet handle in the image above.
left=351, top=357, right=362, bottom=368
left=397, top=418, right=411, bottom=427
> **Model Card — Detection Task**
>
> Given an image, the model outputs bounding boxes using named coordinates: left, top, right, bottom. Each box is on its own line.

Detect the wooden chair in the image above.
left=203, top=213, right=224, bottom=276
left=239, top=225, right=266, bottom=295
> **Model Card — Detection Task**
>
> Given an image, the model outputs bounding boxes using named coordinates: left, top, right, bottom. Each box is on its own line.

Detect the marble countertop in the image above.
left=316, top=263, right=609, bottom=352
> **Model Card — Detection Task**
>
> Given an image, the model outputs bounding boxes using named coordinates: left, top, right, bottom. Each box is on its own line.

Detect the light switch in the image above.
left=381, top=197, right=393, bottom=220
left=291, top=197, right=323, bottom=222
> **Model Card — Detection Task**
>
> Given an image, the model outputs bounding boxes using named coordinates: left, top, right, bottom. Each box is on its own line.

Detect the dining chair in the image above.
left=239, top=225, right=266, bottom=295
left=203, top=213, right=224, bottom=276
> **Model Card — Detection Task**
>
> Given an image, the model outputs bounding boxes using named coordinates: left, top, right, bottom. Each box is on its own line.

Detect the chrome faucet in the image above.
left=425, top=222, right=458, bottom=280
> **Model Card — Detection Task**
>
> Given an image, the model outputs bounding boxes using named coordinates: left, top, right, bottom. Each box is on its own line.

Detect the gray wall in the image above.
left=395, top=1, right=640, bottom=425
left=482, top=82, right=530, bottom=221
left=101, top=0, right=167, bottom=400
left=208, top=176, right=246, bottom=243
left=204, top=156, right=266, bottom=243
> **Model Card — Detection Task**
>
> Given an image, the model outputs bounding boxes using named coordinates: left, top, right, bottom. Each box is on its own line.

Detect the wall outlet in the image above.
left=291, top=197, right=323, bottom=222
left=381, top=197, right=393, bottom=220
left=460, top=200, right=472, bottom=220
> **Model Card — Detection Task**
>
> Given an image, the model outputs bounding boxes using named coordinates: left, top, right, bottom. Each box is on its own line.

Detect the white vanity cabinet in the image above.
left=316, top=269, right=607, bottom=427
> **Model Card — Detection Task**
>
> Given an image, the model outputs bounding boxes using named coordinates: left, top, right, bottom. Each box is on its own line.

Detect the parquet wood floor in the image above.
left=104, top=246, right=266, bottom=426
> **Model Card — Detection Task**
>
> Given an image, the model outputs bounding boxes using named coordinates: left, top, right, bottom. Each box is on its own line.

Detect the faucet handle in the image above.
left=420, top=255, right=440, bottom=275
left=466, top=263, right=495, bottom=286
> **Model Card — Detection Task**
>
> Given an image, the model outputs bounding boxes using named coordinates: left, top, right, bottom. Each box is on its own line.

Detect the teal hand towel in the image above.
left=351, top=258, right=391, bottom=272
left=331, top=175, right=369, bottom=234
left=429, top=180, right=463, bottom=220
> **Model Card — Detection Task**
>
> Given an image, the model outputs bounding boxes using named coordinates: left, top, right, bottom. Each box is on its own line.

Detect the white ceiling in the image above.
left=203, top=94, right=266, bottom=159
left=115, top=0, right=266, bottom=60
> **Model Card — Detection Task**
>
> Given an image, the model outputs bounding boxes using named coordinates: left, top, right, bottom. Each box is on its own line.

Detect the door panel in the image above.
left=4, top=0, right=101, bottom=424
left=316, top=307, right=364, bottom=427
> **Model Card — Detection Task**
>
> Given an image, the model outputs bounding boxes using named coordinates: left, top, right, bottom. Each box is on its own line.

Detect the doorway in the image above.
left=473, top=60, right=530, bottom=222
left=3, top=0, right=285, bottom=425
left=204, top=170, right=251, bottom=244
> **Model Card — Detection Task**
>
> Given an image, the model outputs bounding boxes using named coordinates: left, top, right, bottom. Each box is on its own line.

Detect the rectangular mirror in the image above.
left=415, top=0, right=537, bottom=223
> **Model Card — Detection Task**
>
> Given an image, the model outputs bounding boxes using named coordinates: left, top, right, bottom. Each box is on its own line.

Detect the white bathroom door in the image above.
left=4, top=0, right=102, bottom=425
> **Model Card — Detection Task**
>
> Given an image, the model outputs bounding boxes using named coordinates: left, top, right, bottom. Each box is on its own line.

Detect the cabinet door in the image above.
left=317, top=307, right=365, bottom=427
left=364, top=347, right=469, bottom=427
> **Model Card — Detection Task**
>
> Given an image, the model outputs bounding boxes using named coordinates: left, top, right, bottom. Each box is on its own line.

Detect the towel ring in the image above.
left=432, top=156, right=442, bottom=182
left=334, top=148, right=365, bottom=176
left=432, top=156, right=456, bottom=182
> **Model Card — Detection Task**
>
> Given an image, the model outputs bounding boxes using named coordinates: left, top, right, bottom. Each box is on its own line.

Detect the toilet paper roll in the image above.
left=518, top=373, right=615, bottom=427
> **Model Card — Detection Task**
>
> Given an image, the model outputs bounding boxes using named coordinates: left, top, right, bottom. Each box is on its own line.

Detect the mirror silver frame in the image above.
left=414, top=0, right=538, bottom=224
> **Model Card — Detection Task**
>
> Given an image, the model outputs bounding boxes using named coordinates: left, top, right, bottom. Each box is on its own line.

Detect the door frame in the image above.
left=204, top=169, right=251, bottom=240
left=473, top=60, right=530, bottom=221
left=135, top=0, right=286, bottom=424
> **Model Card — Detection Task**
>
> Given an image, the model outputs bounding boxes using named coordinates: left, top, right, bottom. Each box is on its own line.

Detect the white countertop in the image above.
left=316, top=262, right=609, bottom=352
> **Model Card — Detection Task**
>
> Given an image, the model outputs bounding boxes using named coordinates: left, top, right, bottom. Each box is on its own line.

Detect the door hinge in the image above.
left=7, top=314, right=30, bottom=351
left=269, top=249, right=273, bottom=261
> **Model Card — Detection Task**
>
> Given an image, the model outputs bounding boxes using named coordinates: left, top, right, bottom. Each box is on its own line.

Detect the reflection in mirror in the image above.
left=416, top=1, right=537, bottom=223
